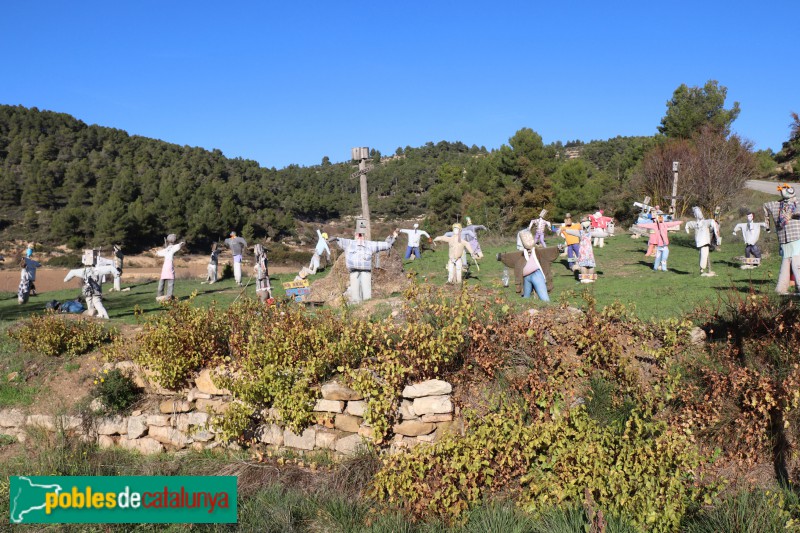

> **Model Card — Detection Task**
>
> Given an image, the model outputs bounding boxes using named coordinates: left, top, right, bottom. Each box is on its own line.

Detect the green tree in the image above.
left=777, top=112, right=800, bottom=167
left=658, top=80, right=740, bottom=139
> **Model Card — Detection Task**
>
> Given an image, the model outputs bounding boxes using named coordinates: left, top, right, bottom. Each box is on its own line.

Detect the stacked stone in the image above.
left=391, top=379, right=455, bottom=452
left=258, top=381, right=368, bottom=456
left=258, top=378, right=456, bottom=456
left=0, top=367, right=456, bottom=457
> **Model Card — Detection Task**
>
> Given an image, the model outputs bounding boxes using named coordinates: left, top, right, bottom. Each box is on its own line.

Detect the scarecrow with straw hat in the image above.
left=433, top=223, right=476, bottom=285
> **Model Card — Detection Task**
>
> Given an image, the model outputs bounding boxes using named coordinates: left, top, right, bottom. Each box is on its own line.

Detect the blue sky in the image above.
left=2, top=1, right=797, bottom=169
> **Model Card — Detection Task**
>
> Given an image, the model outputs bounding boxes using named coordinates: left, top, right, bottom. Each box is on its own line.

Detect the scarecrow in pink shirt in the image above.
left=636, top=215, right=682, bottom=271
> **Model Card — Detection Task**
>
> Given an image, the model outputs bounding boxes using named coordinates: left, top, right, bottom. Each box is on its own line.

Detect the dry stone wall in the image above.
left=0, top=364, right=458, bottom=457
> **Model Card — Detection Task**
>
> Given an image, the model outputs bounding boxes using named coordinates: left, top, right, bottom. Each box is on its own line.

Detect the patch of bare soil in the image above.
left=14, top=322, right=142, bottom=417
left=0, top=254, right=300, bottom=294
left=308, top=249, right=411, bottom=306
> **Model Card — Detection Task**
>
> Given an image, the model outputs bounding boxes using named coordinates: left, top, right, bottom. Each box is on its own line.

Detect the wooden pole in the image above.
left=359, top=157, right=371, bottom=240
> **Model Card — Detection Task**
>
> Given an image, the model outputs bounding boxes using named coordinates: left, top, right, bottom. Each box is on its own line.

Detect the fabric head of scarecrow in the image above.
left=518, top=229, right=535, bottom=250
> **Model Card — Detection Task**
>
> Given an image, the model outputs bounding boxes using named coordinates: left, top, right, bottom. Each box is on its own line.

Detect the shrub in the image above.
left=45, top=254, right=82, bottom=267
left=8, top=313, right=116, bottom=357
left=130, top=299, right=228, bottom=390
left=372, top=403, right=716, bottom=531
left=92, top=368, right=141, bottom=414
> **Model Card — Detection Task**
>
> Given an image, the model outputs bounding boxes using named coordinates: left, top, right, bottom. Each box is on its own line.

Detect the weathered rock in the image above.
left=136, top=366, right=175, bottom=395
left=89, top=398, right=105, bottom=413
left=98, top=435, right=116, bottom=449
left=195, top=399, right=230, bottom=414
left=187, top=388, right=212, bottom=402
left=146, top=414, right=170, bottom=427
left=402, top=379, right=452, bottom=399
left=412, top=395, right=452, bottom=416
left=358, top=426, right=374, bottom=439
left=284, top=428, right=316, bottom=450
left=314, top=413, right=336, bottom=428
left=416, top=432, right=437, bottom=443
left=120, top=436, right=164, bottom=455
left=195, top=369, right=230, bottom=396
left=398, top=400, right=417, bottom=420
left=334, top=414, right=362, bottom=433
left=313, top=399, right=345, bottom=414
left=690, top=327, right=707, bottom=345
left=0, top=408, right=26, bottom=427
left=97, top=416, right=127, bottom=436
left=315, top=430, right=339, bottom=450
left=259, top=424, right=284, bottom=446
left=321, top=382, right=362, bottom=401
left=114, top=361, right=140, bottom=380
left=420, top=413, right=453, bottom=423
left=127, top=416, right=148, bottom=439
left=402, top=436, right=420, bottom=448
left=393, top=420, right=435, bottom=437
left=7, top=371, right=19, bottom=382
left=175, top=412, right=209, bottom=432
left=192, top=430, right=215, bottom=442
left=27, top=414, right=55, bottom=431
left=345, top=400, right=366, bottom=417
left=0, top=428, right=24, bottom=443
left=148, top=425, right=191, bottom=449
left=159, top=400, right=193, bottom=414
left=335, top=434, right=364, bottom=455
left=62, top=416, right=83, bottom=432
left=436, top=420, right=455, bottom=437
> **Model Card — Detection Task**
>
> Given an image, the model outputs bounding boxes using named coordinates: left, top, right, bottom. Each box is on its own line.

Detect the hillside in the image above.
left=0, top=105, right=666, bottom=255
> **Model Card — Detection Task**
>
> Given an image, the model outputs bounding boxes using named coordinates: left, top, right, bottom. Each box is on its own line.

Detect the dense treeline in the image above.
left=0, top=104, right=662, bottom=251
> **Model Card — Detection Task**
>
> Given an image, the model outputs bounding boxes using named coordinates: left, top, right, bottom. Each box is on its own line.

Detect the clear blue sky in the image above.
left=2, top=1, right=797, bottom=169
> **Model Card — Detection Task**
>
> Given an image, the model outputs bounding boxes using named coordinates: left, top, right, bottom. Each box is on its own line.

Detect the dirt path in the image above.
left=745, top=179, right=799, bottom=195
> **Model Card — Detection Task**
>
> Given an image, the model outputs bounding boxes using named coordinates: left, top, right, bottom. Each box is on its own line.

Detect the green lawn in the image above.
left=0, top=229, right=782, bottom=325
left=0, top=188, right=785, bottom=325
left=0, top=270, right=314, bottom=326
left=401, top=226, right=778, bottom=320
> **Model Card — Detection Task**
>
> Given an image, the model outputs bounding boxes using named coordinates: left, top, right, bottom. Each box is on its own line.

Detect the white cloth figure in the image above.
left=157, top=236, right=185, bottom=301
left=764, top=184, right=800, bottom=294
left=64, top=265, right=118, bottom=319
left=112, top=245, right=124, bottom=291
left=685, top=207, right=721, bottom=276
left=400, top=224, right=431, bottom=260
left=18, top=265, right=32, bottom=304
left=733, top=214, right=767, bottom=268
left=95, top=255, right=122, bottom=289
left=309, top=230, right=331, bottom=274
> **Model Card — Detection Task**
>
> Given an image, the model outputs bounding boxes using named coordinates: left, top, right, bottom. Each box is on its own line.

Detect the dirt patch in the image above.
left=308, top=249, right=411, bottom=306
left=8, top=322, right=143, bottom=416
left=0, top=254, right=300, bottom=294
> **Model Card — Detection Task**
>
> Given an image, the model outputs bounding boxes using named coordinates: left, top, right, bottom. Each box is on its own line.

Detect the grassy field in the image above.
left=0, top=213, right=784, bottom=326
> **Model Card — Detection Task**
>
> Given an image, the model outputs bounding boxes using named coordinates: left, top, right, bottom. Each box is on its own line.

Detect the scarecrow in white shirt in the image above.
left=732, top=212, right=768, bottom=269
